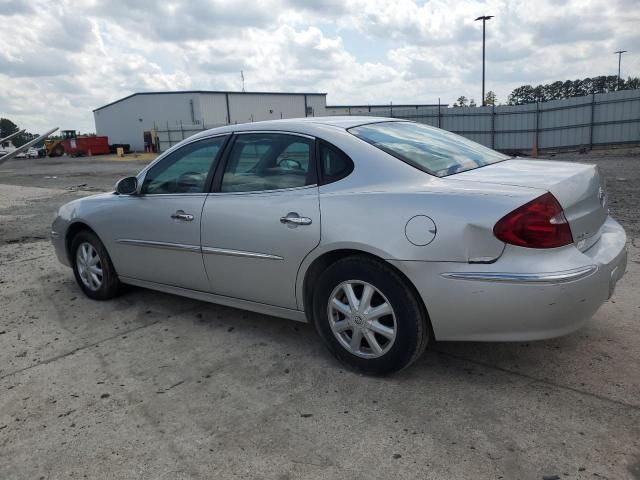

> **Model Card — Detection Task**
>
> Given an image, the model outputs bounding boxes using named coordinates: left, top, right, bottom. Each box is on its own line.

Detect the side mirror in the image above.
left=115, top=176, right=138, bottom=195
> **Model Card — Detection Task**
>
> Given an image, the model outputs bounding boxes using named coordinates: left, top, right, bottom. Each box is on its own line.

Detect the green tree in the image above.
left=0, top=118, right=20, bottom=140
left=0, top=118, right=35, bottom=147
left=507, top=75, right=640, bottom=104
left=507, top=85, right=536, bottom=105
left=469, top=98, right=477, bottom=107
left=606, top=75, right=620, bottom=91
left=626, top=77, right=640, bottom=89
left=484, top=91, right=497, bottom=106
left=455, top=95, right=468, bottom=107
left=545, top=81, right=564, bottom=100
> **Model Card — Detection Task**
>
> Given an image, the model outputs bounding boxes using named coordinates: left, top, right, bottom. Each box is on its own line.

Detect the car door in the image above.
left=104, top=135, right=228, bottom=291
left=201, top=132, right=320, bottom=309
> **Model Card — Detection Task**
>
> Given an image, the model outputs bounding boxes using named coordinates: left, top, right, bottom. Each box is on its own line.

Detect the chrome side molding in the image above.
left=116, top=239, right=201, bottom=253
left=202, top=246, right=283, bottom=261
left=441, top=265, right=598, bottom=284
left=116, top=239, right=283, bottom=261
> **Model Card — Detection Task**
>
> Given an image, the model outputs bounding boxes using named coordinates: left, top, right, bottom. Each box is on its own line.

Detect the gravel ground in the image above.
left=0, top=150, right=638, bottom=480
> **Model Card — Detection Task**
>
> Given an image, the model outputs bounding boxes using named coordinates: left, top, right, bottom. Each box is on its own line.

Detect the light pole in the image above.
left=475, top=15, right=494, bottom=106
left=614, top=50, right=627, bottom=90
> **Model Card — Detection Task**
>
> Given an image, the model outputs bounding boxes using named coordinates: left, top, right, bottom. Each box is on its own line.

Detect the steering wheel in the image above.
left=175, top=171, right=202, bottom=192
left=277, top=158, right=303, bottom=170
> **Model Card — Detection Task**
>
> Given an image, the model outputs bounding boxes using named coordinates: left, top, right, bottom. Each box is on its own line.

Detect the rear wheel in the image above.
left=71, top=230, right=120, bottom=300
left=312, top=256, right=430, bottom=374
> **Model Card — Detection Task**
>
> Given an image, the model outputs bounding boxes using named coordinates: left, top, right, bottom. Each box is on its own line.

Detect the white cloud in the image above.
left=0, top=0, right=638, bottom=133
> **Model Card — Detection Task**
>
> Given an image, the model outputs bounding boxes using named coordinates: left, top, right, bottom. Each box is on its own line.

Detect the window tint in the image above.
left=319, top=142, right=353, bottom=183
left=221, top=134, right=315, bottom=193
left=142, top=136, right=226, bottom=194
left=276, top=142, right=310, bottom=172
left=349, top=121, right=509, bottom=177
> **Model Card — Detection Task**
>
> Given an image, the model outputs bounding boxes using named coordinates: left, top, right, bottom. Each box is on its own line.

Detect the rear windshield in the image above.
left=348, top=121, right=509, bottom=177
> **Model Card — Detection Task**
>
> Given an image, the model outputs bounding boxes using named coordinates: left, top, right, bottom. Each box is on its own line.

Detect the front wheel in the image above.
left=51, top=144, right=64, bottom=157
left=312, top=256, right=430, bottom=375
left=71, top=230, right=120, bottom=300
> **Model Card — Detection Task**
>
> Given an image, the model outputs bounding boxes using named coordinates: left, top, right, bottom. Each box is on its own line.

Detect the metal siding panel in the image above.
left=306, top=95, right=327, bottom=116
left=199, top=93, right=228, bottom=126
left=94, top=93, right=208, bottom=151
left=228, top=94, right=307, bottom=123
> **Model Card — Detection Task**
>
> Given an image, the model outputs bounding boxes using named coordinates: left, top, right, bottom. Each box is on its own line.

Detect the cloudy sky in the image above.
left=1, top=0, right=638, bottom=134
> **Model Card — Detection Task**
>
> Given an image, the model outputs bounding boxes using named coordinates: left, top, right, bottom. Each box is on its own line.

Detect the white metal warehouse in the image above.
left=93, top=91, right=327, bottom=151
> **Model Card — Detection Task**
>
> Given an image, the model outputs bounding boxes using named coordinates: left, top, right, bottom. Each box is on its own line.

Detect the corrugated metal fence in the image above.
left=359, top=89, right=640, bottom=152
left=152, top=89, right=639, bottom=153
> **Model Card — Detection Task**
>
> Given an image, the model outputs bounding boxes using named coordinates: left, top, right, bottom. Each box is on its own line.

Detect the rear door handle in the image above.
left=280, top=212, right=312, bottom=226
left=171, top=210, right=194, bottom=221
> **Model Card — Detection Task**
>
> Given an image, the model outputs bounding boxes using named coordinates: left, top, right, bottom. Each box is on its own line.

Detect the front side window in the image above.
left=349, top=121, right=508, bottom=177
left=142, top=136, right=227, bottom=194
left=221, top=133, right=315, bottom=193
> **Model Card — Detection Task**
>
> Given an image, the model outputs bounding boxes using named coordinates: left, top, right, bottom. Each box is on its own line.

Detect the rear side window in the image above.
left=349, top=121, right=508, bottom=177
left=318, top=141, right=353, bottom=184
left=221, top=133, right=315, bottom=193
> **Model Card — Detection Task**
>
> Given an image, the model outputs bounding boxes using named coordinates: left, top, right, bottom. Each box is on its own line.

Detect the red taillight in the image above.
left=493, top=192, right=573, bottom=248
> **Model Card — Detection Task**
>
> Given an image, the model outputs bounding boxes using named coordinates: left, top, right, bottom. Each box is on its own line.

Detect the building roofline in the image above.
left=93, top=90, right=328, bottom=112
left=327, top=103, right=442, bottom=109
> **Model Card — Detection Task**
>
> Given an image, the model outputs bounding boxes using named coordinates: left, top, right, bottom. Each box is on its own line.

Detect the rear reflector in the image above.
left=493, top=192, right=573, bottom=248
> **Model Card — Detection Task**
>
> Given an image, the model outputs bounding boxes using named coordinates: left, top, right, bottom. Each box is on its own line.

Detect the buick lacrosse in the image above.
left=52, top=117, right=627, bottom=374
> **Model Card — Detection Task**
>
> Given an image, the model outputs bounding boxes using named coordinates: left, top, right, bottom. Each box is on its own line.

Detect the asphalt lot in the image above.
left=0, top=149, right=639, bottom=479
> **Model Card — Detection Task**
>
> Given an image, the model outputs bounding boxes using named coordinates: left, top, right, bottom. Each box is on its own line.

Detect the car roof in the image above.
left=292, top=116, right=404, bottom=128
left=188, top=116, right=406, bottom=141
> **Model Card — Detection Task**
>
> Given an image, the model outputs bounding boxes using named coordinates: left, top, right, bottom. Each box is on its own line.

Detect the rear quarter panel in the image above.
left=315, top=184, right=541, bottom=263
left=294, top=129, right=548, bottom=309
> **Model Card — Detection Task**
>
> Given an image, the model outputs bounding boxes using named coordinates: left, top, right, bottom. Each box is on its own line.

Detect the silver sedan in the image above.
left=51, top=117, right=628, bottom=374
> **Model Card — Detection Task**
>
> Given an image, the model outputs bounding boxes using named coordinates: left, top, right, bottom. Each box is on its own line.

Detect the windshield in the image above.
left=348, top=121, right=509, bottom=177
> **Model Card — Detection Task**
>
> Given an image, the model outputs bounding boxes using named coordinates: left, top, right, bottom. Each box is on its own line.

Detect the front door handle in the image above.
left=280, top=212, right=312, bottom=226
left=171, top=210, right=194, bottom=221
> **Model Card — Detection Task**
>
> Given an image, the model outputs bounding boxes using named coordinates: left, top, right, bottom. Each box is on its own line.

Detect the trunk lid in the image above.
left=452, top=158, right=608, bottom=249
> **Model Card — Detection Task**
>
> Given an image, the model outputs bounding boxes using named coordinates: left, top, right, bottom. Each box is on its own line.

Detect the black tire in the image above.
left=70, top=230, right=120, bottom=300
left=52, top=145, right=64, bottom=157
left=312, top=255, right=430, bottom=375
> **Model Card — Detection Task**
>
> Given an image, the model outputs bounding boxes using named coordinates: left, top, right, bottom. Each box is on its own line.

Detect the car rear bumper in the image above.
left=391, top=216, right=627, bottom=341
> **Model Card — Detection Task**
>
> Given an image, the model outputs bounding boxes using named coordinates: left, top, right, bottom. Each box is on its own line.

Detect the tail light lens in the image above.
left=493, top=192, right=573, bottom=248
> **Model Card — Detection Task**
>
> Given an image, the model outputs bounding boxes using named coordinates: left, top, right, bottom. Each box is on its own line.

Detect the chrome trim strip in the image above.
left=116, top=239, right=283, bottom=260
left=234, top=130, right=315, bottom=140
left=138, top=133, right=231, bottom=178
left=208, top=184, right=318, bottom=196
left=202, top=246, right=283, bottom=260
left=116, top=239, right=201, bottom=253
left=441, top=265, right=598, bottom=284
left=122, top=193, right=209, bottom=198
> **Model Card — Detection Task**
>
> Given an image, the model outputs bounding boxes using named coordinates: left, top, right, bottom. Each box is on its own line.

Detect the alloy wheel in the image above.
left=76, top=242, right=103, bottom=291
left=327, top=280, right=397, bottom=358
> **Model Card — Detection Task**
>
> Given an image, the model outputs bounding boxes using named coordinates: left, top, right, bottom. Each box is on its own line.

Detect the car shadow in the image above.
left=72, top=283, right=637, bottom=409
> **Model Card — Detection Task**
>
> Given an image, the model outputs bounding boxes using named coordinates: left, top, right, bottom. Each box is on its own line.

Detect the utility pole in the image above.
left=614, top=50, right=627, bottom=90
left=475, top=15, right=494, bottom=106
